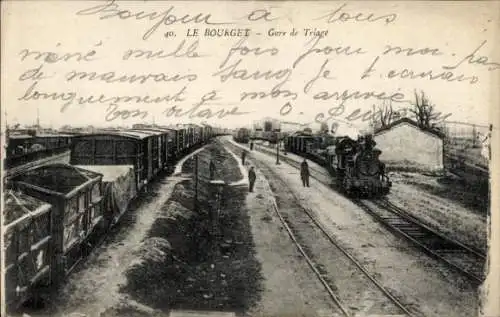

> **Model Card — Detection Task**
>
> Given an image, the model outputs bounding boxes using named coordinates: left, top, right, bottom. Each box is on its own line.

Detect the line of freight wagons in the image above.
left=3, top=124, right=227, bottom=312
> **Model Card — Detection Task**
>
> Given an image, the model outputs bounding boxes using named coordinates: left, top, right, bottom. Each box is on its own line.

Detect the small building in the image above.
left=374, top=118, right=445, bottom=172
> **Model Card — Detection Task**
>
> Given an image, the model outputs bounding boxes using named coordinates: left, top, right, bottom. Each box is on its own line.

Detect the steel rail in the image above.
left=224, top=139, right=415, bottom=317
left=237, top=138, right=486, bottom=284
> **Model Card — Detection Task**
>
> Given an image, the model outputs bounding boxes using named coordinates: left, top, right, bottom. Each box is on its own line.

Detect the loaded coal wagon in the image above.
left=70, top=131, right=159, bottom=191
left=4, top=191, right=53, bottom=310
left=10, top=164, right=104, bottom=287
left=74, top=165, right=137, bottom=227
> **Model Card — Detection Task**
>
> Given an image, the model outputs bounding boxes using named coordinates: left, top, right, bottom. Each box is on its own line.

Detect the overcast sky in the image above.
left=2, top=1, right=498, bottom=136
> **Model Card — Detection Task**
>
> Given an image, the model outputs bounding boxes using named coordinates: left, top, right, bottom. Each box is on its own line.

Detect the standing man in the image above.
left=250, top=141, right=254, bottom=151
left=241, top=150, right=247, bottom=165
left=248, top=166, right=256, bottom=192
left=300, top=159, right=310, bottom=187
left=209, top=159, right=216, bottom=180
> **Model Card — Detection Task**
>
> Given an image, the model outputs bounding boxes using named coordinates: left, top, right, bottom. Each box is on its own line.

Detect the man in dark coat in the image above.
left=209, top=159, right=216, bottom=180
left=241, top=150, right=247, bottom=165
left=300, top=159, right=310, bottom=187
left=250, top=141, right=254, bottom=150
left=248, top=166, right=256, bottom=192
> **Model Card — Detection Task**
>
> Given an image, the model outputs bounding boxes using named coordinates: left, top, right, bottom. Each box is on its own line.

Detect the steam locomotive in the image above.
left=286, top=132, right=391, bottom=196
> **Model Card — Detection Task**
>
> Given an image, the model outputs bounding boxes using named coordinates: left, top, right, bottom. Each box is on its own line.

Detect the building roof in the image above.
left=374, top=118, right=445, bottom=139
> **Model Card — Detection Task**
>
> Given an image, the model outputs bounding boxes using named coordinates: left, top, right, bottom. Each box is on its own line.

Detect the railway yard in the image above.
left=5, top=132, right=488, bottom=317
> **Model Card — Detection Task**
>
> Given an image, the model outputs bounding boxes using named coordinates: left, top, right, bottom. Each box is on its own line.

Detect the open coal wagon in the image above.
left=11, top=164, right=104, bottom=286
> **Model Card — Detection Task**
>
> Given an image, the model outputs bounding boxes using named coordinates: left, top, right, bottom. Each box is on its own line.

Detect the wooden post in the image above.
left=472, top=124, right=477, bottom=148
left=194, top=154, right=199, bottom=212
left=276, top=133, right=281, bottom=165
left=209, top=180, right=225, bottom=258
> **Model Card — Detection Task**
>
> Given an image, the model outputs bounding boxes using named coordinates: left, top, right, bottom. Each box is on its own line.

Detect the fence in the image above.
left=437, top=121, right=491, bottom=149
left=436, top=121, right=490, bottom=178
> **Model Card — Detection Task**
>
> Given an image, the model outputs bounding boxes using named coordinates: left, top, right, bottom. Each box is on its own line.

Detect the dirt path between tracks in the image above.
left=29, top=172, right=188, bottom=317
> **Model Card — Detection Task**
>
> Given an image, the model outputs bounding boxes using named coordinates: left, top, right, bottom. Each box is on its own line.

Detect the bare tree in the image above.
left=373, top=100, right=394, bottom=129
left=410, top=90, right=436, bottom=129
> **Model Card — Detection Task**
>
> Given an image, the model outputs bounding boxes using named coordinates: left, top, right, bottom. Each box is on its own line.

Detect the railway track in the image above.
left=230, top=139, right=486, bottom=284
left=224, top=140, right=415, bottom=317
left=363, top=199, right=486, bottom=283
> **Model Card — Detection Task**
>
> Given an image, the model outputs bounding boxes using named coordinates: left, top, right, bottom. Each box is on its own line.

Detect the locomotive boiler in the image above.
left=286, top=132, right=391, bottom=196
left=326, top=135, right=391, bottom=196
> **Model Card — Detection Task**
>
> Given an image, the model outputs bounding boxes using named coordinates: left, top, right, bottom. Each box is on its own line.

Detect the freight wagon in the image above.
left=5, top=133, right=73, bottom=169
left=9, top=164, right=104, bottom=296
left=4, top=123, right=217, bottom=312
left=4, top=191, right=53, bottom=310
left=70, top=131, right=158, bottom=191
left=233, top=128, right=250, bottom=143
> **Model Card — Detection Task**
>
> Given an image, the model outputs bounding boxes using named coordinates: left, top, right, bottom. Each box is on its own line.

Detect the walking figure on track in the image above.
left=209, top=159, right=216, bottom=180
left=241, top=150, right=247, bottom=165
left=300, top=159, right=310, bottom=187
left=248, top=166, right=256, bottom=192
left=250, top=141, right=254, bottom=151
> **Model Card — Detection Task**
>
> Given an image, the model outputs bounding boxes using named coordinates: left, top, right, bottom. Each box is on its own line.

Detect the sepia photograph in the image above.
left=1, top=1, right=498, bottom=317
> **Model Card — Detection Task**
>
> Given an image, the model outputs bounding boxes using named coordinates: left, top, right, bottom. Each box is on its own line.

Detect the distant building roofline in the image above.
left=374, top=118, right=445, bottom=139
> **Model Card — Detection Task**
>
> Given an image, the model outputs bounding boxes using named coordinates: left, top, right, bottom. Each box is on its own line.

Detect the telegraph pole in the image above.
left=194, top=154, right=199, bottom=211
left=472, top=124, right=477, bottom=148
left=276, top=132, right=281, bottom=165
